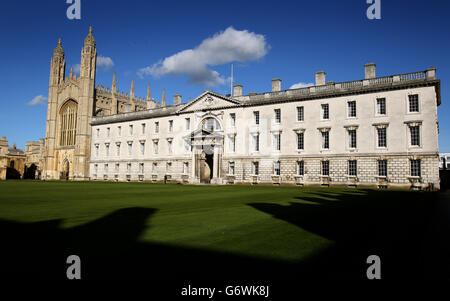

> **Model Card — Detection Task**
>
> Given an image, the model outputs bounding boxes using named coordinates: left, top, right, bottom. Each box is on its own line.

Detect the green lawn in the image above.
left=0, top=181, right=443, bottom=280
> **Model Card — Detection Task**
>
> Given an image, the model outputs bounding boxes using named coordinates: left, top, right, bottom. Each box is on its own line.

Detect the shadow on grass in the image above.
left=0, top=189, right=448, bottom=284
left=248, top=189, right=450, bottom=280
left=0, top=207, right=295, bottom=283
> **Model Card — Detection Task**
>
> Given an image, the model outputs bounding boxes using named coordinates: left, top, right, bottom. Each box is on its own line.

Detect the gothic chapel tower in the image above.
left=43, top=27, right=97, bottom=180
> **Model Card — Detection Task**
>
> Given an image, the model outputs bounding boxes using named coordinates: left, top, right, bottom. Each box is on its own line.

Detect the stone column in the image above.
left=213, top=145, right=219, bottom=179
left=191, top=145, right=197, bottom=180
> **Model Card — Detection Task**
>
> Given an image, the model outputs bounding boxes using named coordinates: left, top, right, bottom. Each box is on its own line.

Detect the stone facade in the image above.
left=42, top=28, right=148, bottom=180
left=24, top=139, right=45, bottom=179
left=0, top=136, right=26, bottom=180
left=90, top=65, right=441, bottom=190
left=36, top=27, right=441, bottom=190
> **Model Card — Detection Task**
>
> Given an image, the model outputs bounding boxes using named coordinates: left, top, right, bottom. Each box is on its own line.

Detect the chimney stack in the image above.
left=174, top=94, right=182, bottom=105
left=146, top=100, right=156, bottom=109
left=315, top=71, right=326, bottom=86
left=272, top=78, right=282, bottom=92
left=233, top=84, right=243, bottom=97
left=365, top=63, right=376, bottom=79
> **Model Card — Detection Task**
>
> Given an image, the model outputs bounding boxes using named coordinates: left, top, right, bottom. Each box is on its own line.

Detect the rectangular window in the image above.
left=322, top=131, right=329, bottom=149
left=297, top=106, right=304, bottom=122
left=116, top=143, right=120, bottom=156
left=378, top=160, right=387, bottom=177
left=127, top=163, right=131, bottom=173
left=118, top=126, right=121, bottom=136
left=410, top=159, right=421, bottom=177
left=230, top=113, right=236, bottom=127
left=96, top=128, right=100, bottom=138
left=129, top=125, right=133, bottom=135
left=274, top=133, right=281, bottom=151
left=104, top=164, right=108, bottom=173
left=409, top=94, right=419, bottom=112
left=253, top=134, right=259, bottom=152
left=155, top=122, right=159, bottom=133
left=140, top=141, right=145, bottom=155
left=153, top=141, right=158, bottom=154
left=185, top=118, right=190, bottom=130
left=253, top=162, right=259, bottom=175
left=183, top=162, right=189, bottom=174
left=168, top=140, right=173, bottom=154
left=297, top=132, right=304, bottom=150
left=94, top=164, right=98, bottom=174
left=169, top=120, right=173, bottom=132
left=254, top=111, right=260, bottom=125
left=152, top=163, right=157, bottom=173
left=107, top=127, right=110, bottom=137
left=95, top=144, right=99, bottom=157
left=105, top=144, right=110, bottom=156
left=141, top=123, right=146, bottom=134
left=348, top=101, right=356, bottom=117
left=322, top=161, right=329, bottom=176
left=410, top=126, right=420, bottom=146
left=348, top=130, right=356, bottom=148
left=348, top=160, right=357, bottom=176
left=274, top=161, right=281, bottom=176
left=115, top=163, right=119, bottom=172
left=229, top=135, right=236, bottom=152
left=167, top=162, right=172, bottom=173
left=377, top=98, right=386, bottom=115
left=297, top=161, right=304, bottom=176
left=139, top=163, right=144, bottom=174
left=128, top=142, right=132, bottom=156
left=321, top=104, right=329, bottom=120
left=229, top=162, right=235, bottom=175
left=184, top=141, right=191, bottom=153
left=274, top=109, right=281, bottom=124
left=377, top=128, right=387, bottom=147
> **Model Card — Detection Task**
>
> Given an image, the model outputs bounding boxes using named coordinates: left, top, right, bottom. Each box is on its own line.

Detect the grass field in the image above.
left=0, top=180, right=447, bottom=282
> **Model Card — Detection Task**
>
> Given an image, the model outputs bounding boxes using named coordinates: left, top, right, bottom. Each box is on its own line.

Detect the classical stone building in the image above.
left=42, top=27, right=441, bottom=189
left=0, top=136, right=26, bottom=180
left=24, top=139, right=45, bottom=179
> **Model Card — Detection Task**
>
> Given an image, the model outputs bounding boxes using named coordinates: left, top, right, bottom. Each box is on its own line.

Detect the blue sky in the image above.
left=1, top=0, right=449, bottom=151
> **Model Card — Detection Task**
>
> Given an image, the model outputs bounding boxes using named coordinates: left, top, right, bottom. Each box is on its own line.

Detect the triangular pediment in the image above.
left=177, top=91, right=241, bottom=113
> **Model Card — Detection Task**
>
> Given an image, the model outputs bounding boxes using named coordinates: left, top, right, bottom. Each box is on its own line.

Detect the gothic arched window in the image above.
left=59, top=100, right=77, bottom=146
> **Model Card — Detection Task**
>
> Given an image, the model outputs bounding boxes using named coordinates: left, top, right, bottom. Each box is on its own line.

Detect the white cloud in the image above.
left=138, top=26, right=269, bottom=86
left=72, top=64, right=80, bottom=74
left=27, top=95, right=47, bottom=106
left=71, top=56, right=114, bottom=74
left=289, top=82, right=314, bottom=89
left=97, top=56, right=114, bottom=71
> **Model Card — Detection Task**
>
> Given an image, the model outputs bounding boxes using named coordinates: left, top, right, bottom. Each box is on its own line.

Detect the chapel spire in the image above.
left=146, top=83, right=151, bottom=101
left=80, top=26, right=97, bottom=79
left=130, top=78, right=135, bottom=99
left=162, top=88, right=166, bottom=107
left=112, top=72, right=117, bottom=93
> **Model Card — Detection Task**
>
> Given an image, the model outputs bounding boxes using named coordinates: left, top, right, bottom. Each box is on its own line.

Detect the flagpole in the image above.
left=230, top=63, right=234, bottom=97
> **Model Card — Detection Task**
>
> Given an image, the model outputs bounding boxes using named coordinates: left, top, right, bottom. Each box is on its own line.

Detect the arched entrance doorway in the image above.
left=24, top=164, right=37, bottom=179
left=6, top=160, right=20, bottom=179
left=186, top=116, right=224, bottom=184
left=200, top=146, right=214, bottom=183
left=61, top=159, right=69, bottom=180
